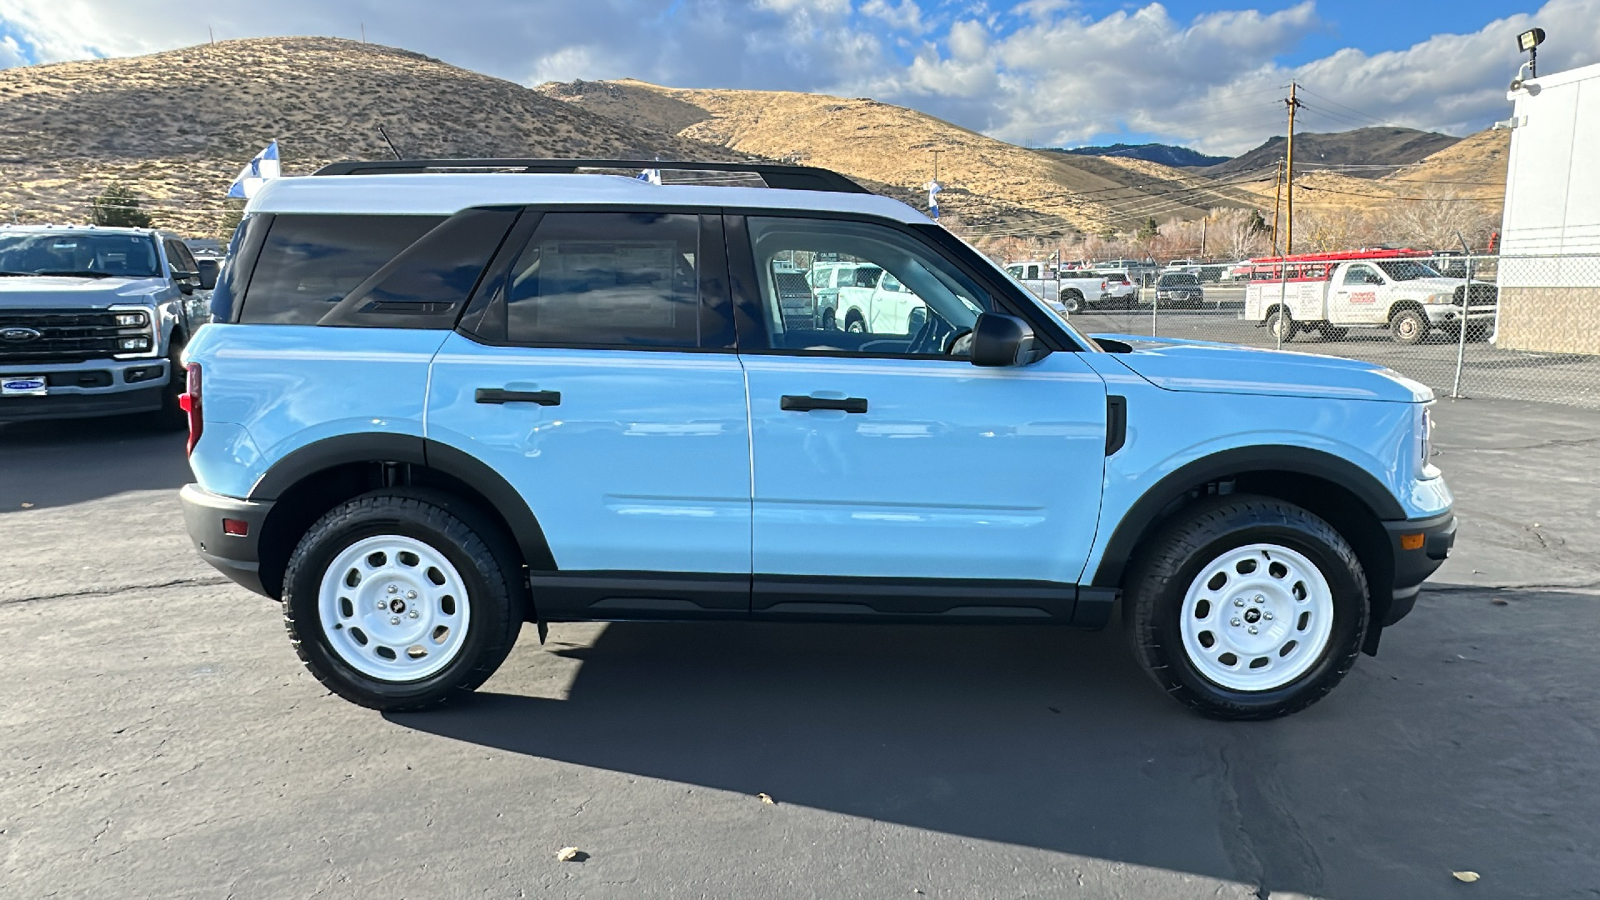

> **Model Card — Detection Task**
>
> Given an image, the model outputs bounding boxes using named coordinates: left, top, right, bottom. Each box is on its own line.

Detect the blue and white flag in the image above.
left=227, top=141, right=281, bottom=199
left=927, top=180, right=942, bottom=220
left=637, top=168, right=662, bottom=185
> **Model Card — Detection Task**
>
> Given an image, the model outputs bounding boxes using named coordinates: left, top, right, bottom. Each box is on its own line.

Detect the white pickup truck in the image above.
left=1003, top=261, right=1111, bottom=312
left=1243, top=252, right=1496, bottom=344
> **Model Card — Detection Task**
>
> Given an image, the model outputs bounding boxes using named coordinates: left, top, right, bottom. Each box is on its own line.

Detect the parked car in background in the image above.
left=1155, top=272, right=1206, bottom=309
left=0, top=224, right=213, bottom=425
left=808, top=261, right=861, bottom=330
left=1004, top=261, right=1108, bottom=312
left=1098, top=270, right=1139, bottom=307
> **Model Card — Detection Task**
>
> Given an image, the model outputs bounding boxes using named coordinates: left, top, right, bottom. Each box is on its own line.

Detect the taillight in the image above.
left=1101, top=280, right=1108, bottom=290
left=180, top=362, right=202, bottom=455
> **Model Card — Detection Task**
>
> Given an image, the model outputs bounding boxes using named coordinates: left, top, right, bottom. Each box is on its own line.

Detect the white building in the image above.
left=1498, top=59, right=1600, bottom=353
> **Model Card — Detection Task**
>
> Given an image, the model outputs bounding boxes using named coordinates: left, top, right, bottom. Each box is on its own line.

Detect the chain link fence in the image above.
left=1058, top=253, right=1600, bottom=410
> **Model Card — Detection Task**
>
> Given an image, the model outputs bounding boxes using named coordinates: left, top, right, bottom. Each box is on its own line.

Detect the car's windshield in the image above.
left=0, top=231, right=161, bottom=278
left=1376, top=260, right=1442, bottom=282
left=1160, top=273, right=1200, bottom=286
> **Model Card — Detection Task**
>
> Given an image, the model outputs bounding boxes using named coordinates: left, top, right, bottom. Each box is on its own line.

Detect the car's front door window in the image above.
left=746, top=217, right=993, bottom=358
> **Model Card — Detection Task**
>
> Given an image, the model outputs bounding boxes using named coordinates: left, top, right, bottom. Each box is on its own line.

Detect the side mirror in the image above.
left=177, top=278, right=196, bottom=295
left=970, top=312, right=1037, bottom=367
left=197, top=258, right=219, bottom=290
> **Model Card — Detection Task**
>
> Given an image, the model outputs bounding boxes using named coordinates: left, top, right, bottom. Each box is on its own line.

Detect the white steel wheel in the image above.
left=1178, top=543, right=1335, bottom=692
left=317, top=534, right=472, bottom=682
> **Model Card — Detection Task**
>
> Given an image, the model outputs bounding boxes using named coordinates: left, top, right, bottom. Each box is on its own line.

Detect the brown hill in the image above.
left=1204, top=127, right=1463, bottom=180
left=0, top=38, right=732, bottom=237
left=538, top=79, right=1265, bottom=235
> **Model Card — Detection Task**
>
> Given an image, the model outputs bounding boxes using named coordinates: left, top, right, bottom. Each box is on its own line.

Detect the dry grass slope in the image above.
left=0, top=37, right=733, bottom=236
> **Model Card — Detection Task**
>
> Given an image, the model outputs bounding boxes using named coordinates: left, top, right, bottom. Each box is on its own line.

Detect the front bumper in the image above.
left=180, top=484, right=275, bottom=597
left=0, top=358, right=171, bottom=423
left=1380, top=510, right=1457, bottom=626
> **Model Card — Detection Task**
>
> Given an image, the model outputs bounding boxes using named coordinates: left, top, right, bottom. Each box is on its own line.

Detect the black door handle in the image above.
left=475, top=388, right=561, bottom=406
left=781, top=395, right=868, bottom=414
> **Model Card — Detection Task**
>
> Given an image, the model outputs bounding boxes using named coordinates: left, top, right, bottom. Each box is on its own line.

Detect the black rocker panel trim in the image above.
left=530, top=571, right=751, bottom=620
left=753, top=574, right=1077, bottom=621
left=1090, top=444, right=1408, bottom=588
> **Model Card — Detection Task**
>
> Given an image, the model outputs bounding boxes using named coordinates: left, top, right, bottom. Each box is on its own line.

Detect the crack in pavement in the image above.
left=0, top=576, right=232, bottom=607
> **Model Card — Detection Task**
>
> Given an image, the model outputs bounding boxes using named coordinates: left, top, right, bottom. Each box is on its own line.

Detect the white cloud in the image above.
left=1, top=0, right=1596, bottom=156
left=861, top=0, right=924, bottom=32
left=0, top=34, right=25, bottom=68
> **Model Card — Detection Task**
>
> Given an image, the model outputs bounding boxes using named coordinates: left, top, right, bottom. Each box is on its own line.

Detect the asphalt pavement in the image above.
left=1, top=398, right=1597, bottom=899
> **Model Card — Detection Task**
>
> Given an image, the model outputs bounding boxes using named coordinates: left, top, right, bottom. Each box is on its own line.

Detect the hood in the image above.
left=0, top=275, right=168, bottom=309
left=1388, top=277, right=1461, bottom=296
left=1092, top=334, right=1431, bottom=403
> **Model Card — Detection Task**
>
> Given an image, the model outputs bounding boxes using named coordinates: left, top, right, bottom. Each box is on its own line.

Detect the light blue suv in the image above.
left=178, top=160, right=1455, bottom=719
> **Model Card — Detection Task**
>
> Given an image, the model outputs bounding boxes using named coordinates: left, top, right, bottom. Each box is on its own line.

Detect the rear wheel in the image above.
left=1124, top=495, right=1368, bottom=720
left=282, top=490, right=525, bottom=711
left=1060, top=290, right=1083, bottom=313
left=821, top=308, right=836, bottom=331
left=1265, top=309, right=1295, bottom=342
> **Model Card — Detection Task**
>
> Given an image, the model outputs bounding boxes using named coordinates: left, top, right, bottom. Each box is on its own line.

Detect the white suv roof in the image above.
left=246, top=160, right=929, bottom=225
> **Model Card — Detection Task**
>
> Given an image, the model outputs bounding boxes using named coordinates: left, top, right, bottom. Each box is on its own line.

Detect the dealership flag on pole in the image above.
left=227, top=141, right=281, bottom=199
left=927, top=180, right=942, bottom=220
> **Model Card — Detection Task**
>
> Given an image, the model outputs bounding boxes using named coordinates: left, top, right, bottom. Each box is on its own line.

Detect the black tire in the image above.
left=1060, top=290, right=1083, bottom=313
left=1265, top=308, right=1295, bottom=342
left=1123, top=495, right=1369, bottom=720
left=282, top=490, right=526, bottom=711
left=1390, top=307, right=1429, bottom=345
left=845, top=312, right=865, bottom=334
left=155, top=337, right=188, bottom=430
left=821, top=308, right=837, bottom=331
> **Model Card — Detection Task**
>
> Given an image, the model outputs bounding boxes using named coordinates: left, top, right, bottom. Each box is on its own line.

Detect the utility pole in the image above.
left=1284, top=81, right=1302, bottom=255
left=208, top=25, right=215, bottom=44
left=1270, top=157, right=1283, bottom=255
left=360, top=23, right=367, bottom=43
left=930, top=148, right=945, bottom=184
left=1200, top=215, right=1207, bottom=258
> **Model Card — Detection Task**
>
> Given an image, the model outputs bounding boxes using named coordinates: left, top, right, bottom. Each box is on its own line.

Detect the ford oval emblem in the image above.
left=1, top=327, right=42, bottom=342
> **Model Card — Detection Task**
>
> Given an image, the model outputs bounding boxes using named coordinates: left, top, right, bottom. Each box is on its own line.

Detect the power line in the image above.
left=1296, top=184, right=1504, bottom=202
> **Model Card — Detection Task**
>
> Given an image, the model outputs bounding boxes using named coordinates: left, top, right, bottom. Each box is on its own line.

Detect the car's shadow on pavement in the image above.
left=389, top=588, right=1600, bottom=899
left=392, top=619, right=1324, bottom=894
left=0, top=415, right=189, bottom=511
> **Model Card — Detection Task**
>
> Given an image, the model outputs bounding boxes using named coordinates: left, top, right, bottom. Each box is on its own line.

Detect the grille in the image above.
left=0, top=309, right=144, bottom=365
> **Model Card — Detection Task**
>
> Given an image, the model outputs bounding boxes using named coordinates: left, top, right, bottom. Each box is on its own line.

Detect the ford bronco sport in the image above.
left=178, top=159, right=1455, bottom=720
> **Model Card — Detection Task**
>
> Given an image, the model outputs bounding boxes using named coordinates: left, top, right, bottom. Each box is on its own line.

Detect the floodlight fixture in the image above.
left=1517, top=27, right=1546, bottom=78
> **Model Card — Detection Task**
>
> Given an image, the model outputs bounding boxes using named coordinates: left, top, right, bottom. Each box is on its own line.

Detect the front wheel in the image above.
left=1124, top=495, right=1368, bottom=720
left=1390, top=307, right=1429, bottom=344
left=282, top=490, right=525, bottom=711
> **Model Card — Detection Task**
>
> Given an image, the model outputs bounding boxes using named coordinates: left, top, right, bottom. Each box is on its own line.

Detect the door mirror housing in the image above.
left=970, top=312, right=1039, bottom=367
left=197, top=258, right=219, bottom=290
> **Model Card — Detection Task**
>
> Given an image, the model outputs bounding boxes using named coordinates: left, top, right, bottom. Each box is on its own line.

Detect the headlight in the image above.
left=115, top=311, right=148, bottom=327
left=119, top=336, right=152, bottom=352
left=1419, top=405, right=1434, bottom=466
left=1425, top=293, right=1453, bottom=305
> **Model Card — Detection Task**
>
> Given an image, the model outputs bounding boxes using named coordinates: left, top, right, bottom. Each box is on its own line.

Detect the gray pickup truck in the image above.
left=0, top=225, right=214, bottom=425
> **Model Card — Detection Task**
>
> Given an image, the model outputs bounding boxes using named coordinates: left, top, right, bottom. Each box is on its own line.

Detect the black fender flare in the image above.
left=248, top=432, right=556, bottom=572
left=1090, top=444, right=1406, bottom=587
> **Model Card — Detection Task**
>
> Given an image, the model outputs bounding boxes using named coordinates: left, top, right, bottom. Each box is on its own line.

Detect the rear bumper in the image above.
left=1380, top=510, right=1457, bottom=626
left=180, top=483, right=275, bottom=597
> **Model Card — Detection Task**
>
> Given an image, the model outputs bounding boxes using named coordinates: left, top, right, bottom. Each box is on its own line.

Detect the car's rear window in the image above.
left=240, top=215, right=445, bottom=324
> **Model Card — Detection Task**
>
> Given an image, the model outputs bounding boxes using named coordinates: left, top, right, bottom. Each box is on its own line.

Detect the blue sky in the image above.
left=0, top=0, right=1591, bottom=155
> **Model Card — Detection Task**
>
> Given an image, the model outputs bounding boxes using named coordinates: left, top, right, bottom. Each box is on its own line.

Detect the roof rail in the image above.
left=311, top=159, right=871, bottom=194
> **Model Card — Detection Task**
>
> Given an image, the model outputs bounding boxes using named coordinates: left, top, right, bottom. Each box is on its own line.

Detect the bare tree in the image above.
left=1373, top=186, right=1500, bottom=251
